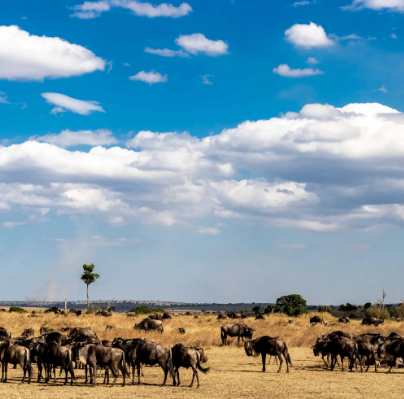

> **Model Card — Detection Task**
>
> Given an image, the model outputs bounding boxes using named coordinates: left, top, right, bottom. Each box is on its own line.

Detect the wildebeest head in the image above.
left=312, top=340, right=326, bottom=356
left=244, top=327, right=254, bottom=340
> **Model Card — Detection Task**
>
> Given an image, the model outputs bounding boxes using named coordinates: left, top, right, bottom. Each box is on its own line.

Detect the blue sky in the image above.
left=1, top=0, right=404, bottom=305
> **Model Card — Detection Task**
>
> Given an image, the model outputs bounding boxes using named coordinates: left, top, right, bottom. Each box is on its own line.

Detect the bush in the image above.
left=0, top=309, right=6, bottom=312
left=9, top=306, right=28, bottom=314
left=86, top=306, right=95, bottom=314
left=68, top=308, right=77, bottom=314
left=318, top=305, right=332, bottom=313
left=339, top=303, right=357, bottom=312
left=263, top=305, right=273, bottom=314
left=129, top=305, right=164, bottom=314
left=366, top=303, right=390, bottom=320
left=276, top=294, right=307, bottom=317
left=364, top=302, right=372, bottom=309
left=252, top=306, right=262, bottom=313
left=44, top=306, right=59, bottom=314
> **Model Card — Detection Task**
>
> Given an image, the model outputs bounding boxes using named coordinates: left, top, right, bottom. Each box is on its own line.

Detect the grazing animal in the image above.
left=43, top=342, right=76, bottom=385
left=22, top=328, right=34, bottom=338
left=313, top=337, right=362, bottom=372
left=0, top=328, right=12, bottom=339
left=338, top=316, right=350, bottom=323
left=127, top=312, right=137, bottom=317
left=310, top=316, right=324, bottom=325
left=361, top=316, right=384, bottom=326
left=134, top=318, right=164, bottom=333
left=172, top=344, right=209, bottom=387
left=105, top=325, right=116, bottom=331
left=255, top=313, right=265, bottom=320
left=148, top=313, right=163, bottom=321
left=357, top=342, right=378, bottom=372
left=76, top=310, right=83, bottom=316
left=217, top=314, right=227, bottom=320
left=221, top=324, right=254, bottom=345
left=69, top=327, right=97, bottom=339
left=178, top=328, right=186, bottom=334
left=40, top=327, right=54, bottom=335
left=87, top=345, right=129, bottom=387
left=244, top=336, right=292, bottom=373
left=1, top=340, right=32, bottom=383
left=377, top=339, right=404, bottom=373
left=163, top=312, right=172, bottom=320
left=61, top=327, right=71, bottom=333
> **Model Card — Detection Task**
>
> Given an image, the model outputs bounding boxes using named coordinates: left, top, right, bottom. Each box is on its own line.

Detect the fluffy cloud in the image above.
left=0, top=92, right=10, bottom=104
left=144, top=47, right=189, bottom=57
left=175, top=34, right=229, bottom=56
left=0, top=26, right=105, bottom=81
left=71, top=0, right=192, bottom=18
left=34, top=129, right=117, bottom=147
left=273, top=64, right=323, bottom=77
left=129, top=71, right=167, bottom=84
left=293, top=1, right=310, bottom=6
left=342, top=0, right=404, bottom=11
left=285, top=22, right=334, bottom=48
left=306, top=57, right=319, bottom=64
left=4, top=102, right=404, bottom=233
left=41, top=93, right=105, bottom=115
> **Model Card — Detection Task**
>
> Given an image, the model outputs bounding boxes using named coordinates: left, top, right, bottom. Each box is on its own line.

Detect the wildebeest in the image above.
left=76, top=310, right=83, bottom=316
left=1, top=340, right=32, bottom=383
left=95, top=311, right=113, bottom=317
left=338, top=316, right=350, bottom=323
left=217, top=313, right=227, bottom=320
left=61, top=327, right=71, bottom=333
left=255, top=313, right=265, bottom=320
left=313, top=336, right=362, bottom=372
left=357, top=342, right=378, bottom=372
left=87, top=345, right=129, bottom=386
left=221, top=323, right=254, bottom=345
left=0, top=327, right=12, bottom=338
left=172, top=344, right=209, bottom=387
left=310, top=316, right=324, bottom=325
left=43, top=332, right=66, bottom=345
left=40, top=327, right=54, bottom=335
left=43, top=342, right=76, bottom=385
left=244, top=336, right=292, bottom=373
left=178, top=328, right=186, bottom=334
left=377, top=338, right=404, bottom=373
left=361, top=316, right=384, bottom=326
left=163, top=312, right=172, bottom=320
left=127, top=312, right=137, bottom=317
left=22, top=328, right=34, bottom=338
left=69, top=327, right=97, bottom=339
left=148, top=313, right=163, bottom=321
left=105, top=325, right=116, bottom=331
left=112, top=337, right=173, bottom=385
left=134, top=318, right=164, bottom=333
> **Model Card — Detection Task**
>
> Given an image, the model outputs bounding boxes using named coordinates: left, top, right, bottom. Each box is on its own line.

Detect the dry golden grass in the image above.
left=2, top=312, right=404, bottom=398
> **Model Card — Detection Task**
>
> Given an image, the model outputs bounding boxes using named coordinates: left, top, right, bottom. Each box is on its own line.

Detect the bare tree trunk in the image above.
left=64, top=299, right=67, bottom=314
left=87, top=285, right=89, bottom=311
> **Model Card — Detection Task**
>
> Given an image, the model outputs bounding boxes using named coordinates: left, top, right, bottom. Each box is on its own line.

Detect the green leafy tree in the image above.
left=339, top=303, right=357, bottom=312
left=264, top=305, right=273, bottom=314
left=364, top=302, right=372, bottom=310
left=276, top=294, right=307, bottom=317
left=252, top=306, right=262, bottom=313
left=81, top=263, right=100, bottom=311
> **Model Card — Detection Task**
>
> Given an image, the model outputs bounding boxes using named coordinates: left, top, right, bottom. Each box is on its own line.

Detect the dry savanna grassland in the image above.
left=2, top=311, right=404, bottom=399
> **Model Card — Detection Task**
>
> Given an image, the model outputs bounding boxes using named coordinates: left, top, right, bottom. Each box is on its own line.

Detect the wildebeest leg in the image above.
left=176, top=368, right=181, bottom=386
left=131, top=361, right=136, bottom=385
left=330, top=356, right=336, bottom=371
left=321, top=354, right=329, bottom=369
left=261, top=353, right=266, bottom=372
left=118, top=358, right=125, bottom=387
left=340, top=356, right=345, bottom=372
left=64, top=366, right=68, bottom=385
left=388, top=357, right=397, bottom=373
left=137, top=361, right=141, bottom=384
left=189, top=366, right=196, bottom=387
left=91, top=362, right=97, bottom=386
left=84, top=364, right=88, bottom=384
left=37, top=362, right=43, bottom=382
left=277, top=354, right=283, bottom=373
left=162, top=365, right=168, bottom=386
left=4, top=361, right=8, bottom=383
left=110, top=365, right=119, bottom=387
left=22, top=363, right=27, bottom=384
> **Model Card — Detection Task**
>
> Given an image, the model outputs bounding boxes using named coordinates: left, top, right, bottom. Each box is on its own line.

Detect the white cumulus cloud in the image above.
left=273, top=64, right=323, bottom=77
left=285, top=22, right=334, bottom=48
left=129, top=70, right=167, bottom=84
left=0, top=25, right=105, bottom=81
left=175, top=34, right=229, bottom=56
left=34, top=129, right=117, bottom=147
left=41, top=93, right=105, bottom=115
left=342, top=0, right=404, bottom=11
left=144, top=47, right=189, bottom=57
left=71, top=0, right=192, bottom=18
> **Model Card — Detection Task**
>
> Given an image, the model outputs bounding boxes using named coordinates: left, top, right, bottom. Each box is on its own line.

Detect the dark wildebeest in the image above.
left=377, top=339, right=404, bottom=373
left=69, top=327, right=97, bottom=339
left=22, top=328, right=34, bottom=338
left=105, top=325, right=115, bottom=331
left=244, top=336, right=292, bottom=373
left=61, top=327, right=71, bottom=333
left=221, top=324, right=254, bottom=345
left=310, top=316, right=324, bottom=325
left=76, top=310, right=83, bottom=316
left=127, top=312, right=137, bottom=317
left=40, top=327, right=54, bottom=335
left=172, top=344, right=209, bottom=387
left=149, top=313, right=163, bottom=321
left=43, top=342, right=76, bottom=385
left=102, top=340, right=112, bottom=347
left=71, top=342, right=91, bottom=376
left=313, top=336, right=362, bottom=372
left=352, top=332, right=383, bottom=345
left=178, top=328, right=186, bottom=334
left=43, top=332, right=66, bottom=345
left=1, top=340, right=32, bottom=383
left=357, top=342, right=378, bottom=372
left=134, top=318, right=164, bottom=333
left=163, top=312, right=172, bottom=320
left=0, top=328, right=12, bottom=338
left=227, top=312, right=238, bottom=319
left=87, top=345, right=129, bottom=386
left=338, top=316, right=350, bottom=323
left=361, top=316, right=384, bottom=326
left=255, top=313, right=265, bottom=320
left=217, top=313, right=227, bottom=320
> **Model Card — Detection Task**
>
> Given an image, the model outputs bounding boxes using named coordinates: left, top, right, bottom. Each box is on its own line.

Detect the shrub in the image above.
left=339, top=303, right=357, bottom=312
left=129, top=305, right=164, bottom=314
left=276, top=294, right=307, bottom=317
left=86, top=306, right=95, bottom=314
left=364, top=302, right=372, bottom=309
left=252, top=306, right=262, bottom=313
left=9, top=306, right=28, bottom=314
left=44, top=306, right=59, bottom=314
left=264, top=305, right=273, bottom=314
left=68, top=308, right=77, bottom=314
left=318, top=305, right=332, bottom=313
left=0, top=309, right=6, bottom=312
left=366, top=303, right=389, bottom=320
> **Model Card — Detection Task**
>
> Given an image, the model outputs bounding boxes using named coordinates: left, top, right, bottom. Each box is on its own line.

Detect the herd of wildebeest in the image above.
left=0, top=310, right=403, bottom=389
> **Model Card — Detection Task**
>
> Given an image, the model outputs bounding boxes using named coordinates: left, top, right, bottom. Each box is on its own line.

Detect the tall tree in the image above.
left=81, top=264, right=100, bottom=311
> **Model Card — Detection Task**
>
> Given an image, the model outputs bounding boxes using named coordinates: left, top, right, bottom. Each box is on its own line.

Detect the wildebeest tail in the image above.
left=26, top=350, right=33, bottom=377
left=284, top=344, right=293, bottom=367
left=168, top=347, right=174, bottom=379
left=197, top=362, right=210, bottom=374
left=122, top=352, right=130, bottom=377
left=220, top=328, right=226, bottom=344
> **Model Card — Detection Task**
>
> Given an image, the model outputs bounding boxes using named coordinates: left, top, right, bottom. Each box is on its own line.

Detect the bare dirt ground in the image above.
left=2, top=347, right=404, bottom=399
